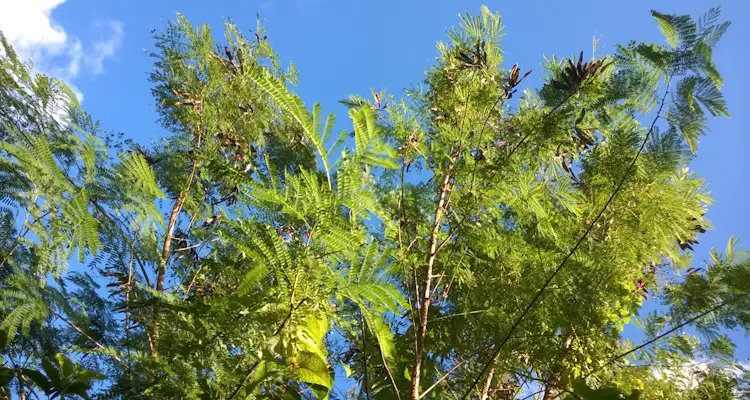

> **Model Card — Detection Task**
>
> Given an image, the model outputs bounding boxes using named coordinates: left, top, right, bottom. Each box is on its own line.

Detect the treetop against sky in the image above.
left=0, top=2, right=749, bottom=399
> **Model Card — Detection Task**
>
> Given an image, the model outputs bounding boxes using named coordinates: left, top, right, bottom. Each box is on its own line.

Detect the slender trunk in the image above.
left=125, top=253, right=133, bottom=377
left=543, top=335, right=571, bottom=400
left=409, top=166, right=454, bottom=400
left=150, top=160, right=198, bottom=357
left=18, top=377, right=26, bottom=400
left=480, top=367, right=495, bottom=400
left=149, top=194, right=185, bottom=357
left=542, top=368, right=561, bottom=400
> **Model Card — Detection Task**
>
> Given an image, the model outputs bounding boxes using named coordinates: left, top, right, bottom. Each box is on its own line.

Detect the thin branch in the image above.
left=419, top=361, right=465, bottom=399
left=360, top=310, right=372, bottom=400
left=48, top=308, right=128, bottom=367
left=226, top=359, right=262, bottom=400
left=151, top=131, right=201, bottom=357
left=520, top=389, right=545, bottom=400
left=428, top=309, right=487, bottom=323
left=0, top=213, right=30, bottom=267
left=124, top=252, right=133, bottom=373
left=91, top=199, right=152, bottom=288
left=411, top=162, right=455, bottom=398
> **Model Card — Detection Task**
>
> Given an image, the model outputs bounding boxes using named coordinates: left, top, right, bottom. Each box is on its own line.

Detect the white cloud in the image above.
left=0, top=0, right=68, bottom=57
left=0, top=0, right=124, bottom=100
left=88, top=20, right=124, bottom=76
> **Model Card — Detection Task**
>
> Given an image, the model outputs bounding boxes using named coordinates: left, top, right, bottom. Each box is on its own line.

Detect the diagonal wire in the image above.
left=580, top=293, right=749, bottom=382
left=459, top=75, right=673, bottom=399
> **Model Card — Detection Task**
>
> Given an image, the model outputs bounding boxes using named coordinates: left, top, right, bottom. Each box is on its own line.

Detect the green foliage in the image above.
left=0, top=277, right=48, bottom=339
left=244, top=58, right=335, bottom=187
left=1, top=5, right=746, bottom=400
left=0, top=352, right=103, bottom=399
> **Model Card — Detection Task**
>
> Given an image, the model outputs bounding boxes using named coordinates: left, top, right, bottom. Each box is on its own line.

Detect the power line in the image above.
left=582, top=294, right=748, bottom=380
left=460, top=75, right=673, bottom=399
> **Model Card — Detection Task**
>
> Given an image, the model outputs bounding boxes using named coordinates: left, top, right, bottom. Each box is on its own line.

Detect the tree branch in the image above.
left=49, top=308, right=127, bottom=367
left=419, top=361, right=465, bottom=399
left=410, top=163, right=455, bottom=399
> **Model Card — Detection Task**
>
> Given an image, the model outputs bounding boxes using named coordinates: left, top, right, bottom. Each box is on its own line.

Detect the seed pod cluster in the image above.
left=550, top=51, right=611, bottom=92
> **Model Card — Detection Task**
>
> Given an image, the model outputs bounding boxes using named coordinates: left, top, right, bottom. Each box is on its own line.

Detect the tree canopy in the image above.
left=0, top=5, right=747, bottom=400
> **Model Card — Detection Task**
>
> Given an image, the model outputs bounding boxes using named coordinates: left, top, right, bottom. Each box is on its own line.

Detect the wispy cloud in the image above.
left=0, top=0, right=124, bottom=100
left=88, top=20, right=124, bottom=76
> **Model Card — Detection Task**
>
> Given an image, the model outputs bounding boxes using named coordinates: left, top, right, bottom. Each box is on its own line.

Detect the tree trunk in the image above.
left=409, top=167, right=454, bottom=400
left=480, top=367, right=495, bottom=400
left=542, top=369, right=560, bottom=400
left=150, top=159, right=198, bottom=357
left=543, top=335, right=571, bottom=400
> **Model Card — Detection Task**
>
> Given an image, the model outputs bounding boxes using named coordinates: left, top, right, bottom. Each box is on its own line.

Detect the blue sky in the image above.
left=2, top=0, right=748, bottom=390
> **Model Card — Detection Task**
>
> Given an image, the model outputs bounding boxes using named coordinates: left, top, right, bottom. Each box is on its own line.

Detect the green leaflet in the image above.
left=0, top=367, right=14, bottom=387
left=0, top=284, right=49, bottom=339
left=236, top=265, right=270, bottom=296
left=346, top=283, right=407, bottom=312
left=652, top=11, right=680, bottom=48
left=295, top=351, right=332, bottom=390
left=350, top=107, right=399, bottom=169
left=76, top=134, right=99, bottom=183
left=62, top=189, right=100, bottom=262
left=244, top=64, right=333, bottom=188
left=651, top=10, right=696, bottom=49
left=295, top=314, right=328, bottom=361
left=21, top=368, right=51, bottom=393
left=118, top=151, right=166, bottom=199
left=361, top=309, right=396, bottom=362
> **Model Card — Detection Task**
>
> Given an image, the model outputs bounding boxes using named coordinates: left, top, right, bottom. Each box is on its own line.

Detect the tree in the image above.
left=0, top=5, right=747, bottom=400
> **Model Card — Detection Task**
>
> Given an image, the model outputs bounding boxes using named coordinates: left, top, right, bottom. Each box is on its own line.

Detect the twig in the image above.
left=419, top=361, right=465, bottom=399
left=428, top=309, right=487, bottom=323
left=49, top=308, right=127, bottom=367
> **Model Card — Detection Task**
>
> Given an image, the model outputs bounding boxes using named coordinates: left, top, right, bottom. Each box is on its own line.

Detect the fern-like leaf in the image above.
left=244, top=66, right=332, bottom=188
left=62, top=190, right=100, bottom=262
